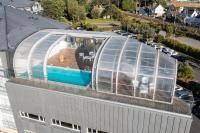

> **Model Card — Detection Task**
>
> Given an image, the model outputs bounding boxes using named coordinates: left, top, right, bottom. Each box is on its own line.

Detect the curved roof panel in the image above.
left=93, top=37, right=177, bottom=103
left=13, top=29, right=177, bottom=103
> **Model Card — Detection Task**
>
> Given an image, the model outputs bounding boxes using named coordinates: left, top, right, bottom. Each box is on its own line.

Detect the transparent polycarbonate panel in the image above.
left=135, top=45, right=157, bottom=99
left=92, top=39, right=107, bottom=89
left=155, top=53, right=176, bottom=103
left=30, top=34, right=63, bottom=79
left=118, top=72, right=134, bottom=86
left=158, top=53, right=176, bottom=78
left=155, top=78, right=174, bottom=102
left=117, top=40, right=140, bottom=96
left=118, top=84, right=134, bottom=96
left=14, top=31, right=48, bottom=77
left=97, top=70, right=112, bottom=92
left=135, top=75, right=154, bottom=99
left=96, top=37, right=126, bottom=92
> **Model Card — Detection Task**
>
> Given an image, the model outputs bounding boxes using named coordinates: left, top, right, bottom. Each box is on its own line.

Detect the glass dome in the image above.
left=92, top=36, right=177, bottom=103
left=13, top=29, right=177, bottom=103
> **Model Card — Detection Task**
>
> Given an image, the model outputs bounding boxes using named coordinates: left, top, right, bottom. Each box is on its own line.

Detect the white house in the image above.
left=3, top=0, right=43, bottom=14
left=18, top=1, right=43, bottom=14
left=152, top=4, right=165, bottom=17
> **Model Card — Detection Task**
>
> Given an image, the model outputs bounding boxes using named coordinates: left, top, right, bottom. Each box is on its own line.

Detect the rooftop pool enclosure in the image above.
left=22, top=66, right=92, bottom=86
left=14, top=30, right=179, bottom=103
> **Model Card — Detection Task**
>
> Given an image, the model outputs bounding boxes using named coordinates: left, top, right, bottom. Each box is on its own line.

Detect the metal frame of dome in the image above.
left=92, top=36, right=177, bottom=104
left=13, top=29, right=177, bottom=104
left=13, top=29, right=111, bottom=80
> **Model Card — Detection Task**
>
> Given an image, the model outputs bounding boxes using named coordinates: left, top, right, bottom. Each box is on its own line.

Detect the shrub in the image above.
left=91, top=8, right=100, bottom=19
left=163, top=38, right=200, bottom=60
left=155, top=35, right=164, bottom=43
left=178, top=63, right=194, bottom=82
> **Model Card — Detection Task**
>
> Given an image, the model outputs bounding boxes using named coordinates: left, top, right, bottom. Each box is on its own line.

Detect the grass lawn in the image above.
left=85, top=19, right=119, bottom=24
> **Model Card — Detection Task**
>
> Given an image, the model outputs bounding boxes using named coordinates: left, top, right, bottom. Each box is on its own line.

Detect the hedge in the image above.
left=162, top=38, right=200, bottom=60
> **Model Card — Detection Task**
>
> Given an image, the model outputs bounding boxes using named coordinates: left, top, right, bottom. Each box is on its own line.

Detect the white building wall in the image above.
left=0, top=52, right=16, bottom=130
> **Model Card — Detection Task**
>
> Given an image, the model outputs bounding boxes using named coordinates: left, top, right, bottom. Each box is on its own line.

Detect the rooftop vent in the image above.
left=28, top=16, right=39, bottom=20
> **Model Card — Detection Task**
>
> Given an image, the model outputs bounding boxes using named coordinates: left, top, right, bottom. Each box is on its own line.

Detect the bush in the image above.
left=163, top=38, right=200, bottom=60
left=166, top=24, right=174, bottom=37
left=155, top=35, right=164, bottom=43
left=41, top=0, right=65, bottom=20
left=91, top=8, right=100, bottom=19
left=178, top=63, right=194, bottom=82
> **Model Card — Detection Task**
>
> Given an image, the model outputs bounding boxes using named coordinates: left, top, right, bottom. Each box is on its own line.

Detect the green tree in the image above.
left=178, top=63, right=195, bottom=82
left=91, top=8, right=100, bottom=19
left=166, top=24, right=174, bottom=37
left=121, top=17, right=131, bottom=31
left=155, top=35, right=164, bottom=43
left=41, top=0, right=65, bottom=20
left=122, top=0, right=136, bottom=12
left=67, top=0, right=86, bottom=22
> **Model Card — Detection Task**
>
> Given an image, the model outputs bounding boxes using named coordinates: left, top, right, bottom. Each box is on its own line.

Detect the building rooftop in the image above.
left=13, top=29, right=177, bottom=104
left=8, top=78, right=192, bottom=116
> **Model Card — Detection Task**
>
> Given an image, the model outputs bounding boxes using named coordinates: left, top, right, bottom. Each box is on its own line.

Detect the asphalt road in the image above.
left=190, top=115, right=200, bottom=133
left=174, top=37, right=200, bottom=49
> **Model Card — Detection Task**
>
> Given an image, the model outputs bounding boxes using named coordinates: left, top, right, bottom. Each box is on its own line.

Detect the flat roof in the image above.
left=8, top=78, right=192, bottom=116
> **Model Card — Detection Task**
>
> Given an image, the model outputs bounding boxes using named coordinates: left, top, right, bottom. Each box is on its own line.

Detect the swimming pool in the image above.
left=21, top=66, right=91, bottom=86
left=47, top=66, right=91, bottom=86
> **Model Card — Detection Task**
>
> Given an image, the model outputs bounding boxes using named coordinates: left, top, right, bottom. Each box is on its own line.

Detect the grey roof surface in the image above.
left=0, top=4, right=70, bottom=51
left=1, top=0, right=37, bottom=8
left=0, top=5, right=7, bottom=50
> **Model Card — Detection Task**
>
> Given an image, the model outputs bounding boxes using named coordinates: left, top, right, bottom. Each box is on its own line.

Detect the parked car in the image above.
left=128, top=33, right=137, bottom=38
left=192, top=103, right=200, bottom=119
left=162, top=47, right=169, bottom=54
left=76, top=27, right=85, bottom=31
left=155, top=45, right=163, bottom=51
left=112, top=30, right=121, bottom=33
left=141, top=38, right=147, bottom=44
left=121, top=32, right=129, bottom=36
left=175, top=89, right=190, bottom=98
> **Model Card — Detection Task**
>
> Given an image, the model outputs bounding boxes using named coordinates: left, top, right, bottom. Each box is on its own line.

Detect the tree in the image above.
left=122, top=0, right=136, bottom=12
left=41, top=0, right=65, bottom=20
left=91, top=7, right=101, bottom=19
left=121, top=17, right=131, bottom=31
left=166, top=24, right=174, bottom=37
left=67, top=0, right=86, bottom=22
left=155, top=35, right=164, bottom=43
left=178, top=63, right=194, bottom=82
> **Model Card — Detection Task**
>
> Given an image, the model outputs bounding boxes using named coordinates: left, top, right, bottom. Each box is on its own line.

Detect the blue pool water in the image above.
left=47, top=67, right=91, bottom=86
left=21, top=66, right=91, bottom=86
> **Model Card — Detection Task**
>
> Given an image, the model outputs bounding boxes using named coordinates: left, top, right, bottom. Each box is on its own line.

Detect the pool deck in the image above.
left=9, top=78, right=192, bottom=116
left=47, top=48, right=93, bottom=71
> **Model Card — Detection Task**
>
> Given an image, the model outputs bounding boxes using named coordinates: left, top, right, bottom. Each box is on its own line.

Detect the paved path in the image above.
left=174, top=37, right=200, bottom=49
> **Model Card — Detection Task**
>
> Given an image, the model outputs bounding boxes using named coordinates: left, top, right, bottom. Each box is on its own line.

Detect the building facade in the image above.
left=6, top=80, right=192, bottom=133
left=0, top=52, right=16, bottom=131
left=6, top=29, right=193, bottom=133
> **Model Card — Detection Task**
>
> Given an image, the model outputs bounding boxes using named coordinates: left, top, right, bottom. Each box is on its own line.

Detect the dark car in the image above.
left=192, top=104, right=200, bottom=119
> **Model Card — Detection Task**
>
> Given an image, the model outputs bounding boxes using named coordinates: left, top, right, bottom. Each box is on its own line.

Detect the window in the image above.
left=29, top=113, right=39, bottom=120
left=51, top=119, right=81, bottom=132
left=19, top=111, right=45, bottom=123
left=61, top=121, right=72, bottom=128
left=87, top=128, right=108, bottom=133
left=24, top=130, right=35, bottom=133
